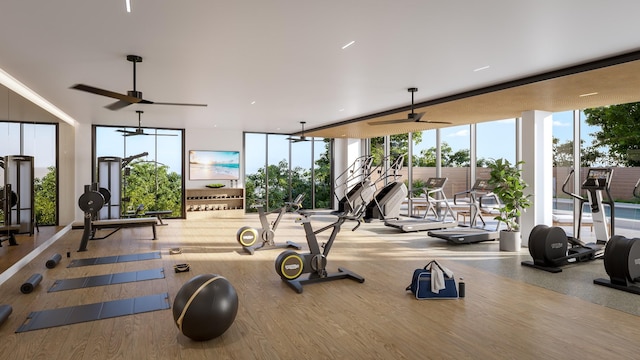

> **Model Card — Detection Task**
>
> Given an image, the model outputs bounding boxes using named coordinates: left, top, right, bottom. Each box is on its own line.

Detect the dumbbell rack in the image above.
left=185, top=188, right=244, bottom=218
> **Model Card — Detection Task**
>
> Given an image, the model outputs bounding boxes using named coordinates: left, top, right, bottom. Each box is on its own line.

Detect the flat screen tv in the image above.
left=189, top=150, right=240, bottom=180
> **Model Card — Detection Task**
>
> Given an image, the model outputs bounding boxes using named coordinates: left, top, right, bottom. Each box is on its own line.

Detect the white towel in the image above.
left=426, top=261, right=454, bottom=293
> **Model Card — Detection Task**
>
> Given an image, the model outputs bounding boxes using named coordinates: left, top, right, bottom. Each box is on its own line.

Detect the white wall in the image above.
left=73, top=122, right=93, bottom=221
left=184, top=127, right=243, bottom=189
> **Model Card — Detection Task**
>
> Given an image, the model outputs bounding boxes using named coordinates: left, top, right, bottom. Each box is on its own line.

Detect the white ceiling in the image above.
left=1, top=1, right=640, bottom=135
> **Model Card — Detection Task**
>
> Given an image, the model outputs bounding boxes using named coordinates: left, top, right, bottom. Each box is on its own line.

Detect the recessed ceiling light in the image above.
left=341, top=41, right=355, bottom=50
left=473, top=65, right=490, bottom=72
left=125, top=0, right=131, bottom=12
left=579, top=92, right=598, bottom=97
left=339, top=108, right=345, bottom=112
left=251, top=101, right=256, bottom=105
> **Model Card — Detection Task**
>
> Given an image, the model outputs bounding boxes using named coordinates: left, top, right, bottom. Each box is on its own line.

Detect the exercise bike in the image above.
left=236, top=194, right=305, bottom=255
left=274, top=206, right=366, bottom=293
left=594, top=178, right=640, bottom=294
left=522, top=168, right=615, bottom=273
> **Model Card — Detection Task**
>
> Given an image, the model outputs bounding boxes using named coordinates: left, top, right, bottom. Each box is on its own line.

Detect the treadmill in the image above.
left=428, top=179, right=500, bottom=244
left=384, top=177, right=458, bottom=232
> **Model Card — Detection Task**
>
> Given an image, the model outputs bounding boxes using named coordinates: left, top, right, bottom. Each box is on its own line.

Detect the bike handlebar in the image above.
left=561, top=169, right=586, bottom=202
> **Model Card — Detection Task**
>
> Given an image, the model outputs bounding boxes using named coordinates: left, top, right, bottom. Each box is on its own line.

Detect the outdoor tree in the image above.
left=583, top=103, right=640, bottom=166
left=414, top=142, right=486, bottom=167
left=33, top=166, right=57, bottom=225
left=370, top=132, right=423, bottom=166
left=552, top=137, right=608, bottom=167
left=125, top=161, right=182, bottom=216
left=313, top=139, right=332, bottom=208
left=245, top=139, right=332, bottom=211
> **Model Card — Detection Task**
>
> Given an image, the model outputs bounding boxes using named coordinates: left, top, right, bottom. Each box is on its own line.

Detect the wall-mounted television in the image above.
left=189, top=150, right=240, bottom=180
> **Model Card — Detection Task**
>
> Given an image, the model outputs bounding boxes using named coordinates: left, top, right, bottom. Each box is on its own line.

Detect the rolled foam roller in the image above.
left=21, top=273, right=43, bottom=294
left=0, top=304, right=12, bottom=326
left=46, top=253, right=62, bottom=269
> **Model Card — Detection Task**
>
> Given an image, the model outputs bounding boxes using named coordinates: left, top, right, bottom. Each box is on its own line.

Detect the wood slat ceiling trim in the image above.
left=304, top=54, right=640, bottom=139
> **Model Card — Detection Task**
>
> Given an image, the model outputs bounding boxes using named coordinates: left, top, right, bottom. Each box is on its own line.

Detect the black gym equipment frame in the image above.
left=427, top=179, right=499, bottom=244
left=522, top=168, right=615, bottom=273
left=593, top=178, right=640, bottom=294
left=0, top=184, right=19, bottom=246
left=236, top=194, right=304, bottom=255
left=78, top=184, right=157, bottom=252
left=593, top=235, right=640, bottom=295
left=384, top=177, right=458, bottom=233
left=274, top=210, right=365, bottom=293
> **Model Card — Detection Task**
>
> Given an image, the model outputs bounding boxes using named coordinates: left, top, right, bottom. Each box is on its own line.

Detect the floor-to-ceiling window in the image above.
left=0, top=121, right=58, bottom=226
left=313, top=139, right=332, bottom=208
left=94, top=125, right=184, bottom=217
left=408, top=129, right=436, bottom=198
left=551, top=110, right=576, bottom=218
left=244, top=132, right=332, bottom=212
left=477, top=118, right=516, bottom=181
left=440, top=124, right=471, bottom=195
left=581, top=103, right=640, bottom=237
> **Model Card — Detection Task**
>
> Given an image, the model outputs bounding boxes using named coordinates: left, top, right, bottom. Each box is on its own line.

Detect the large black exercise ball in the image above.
left=172, top=274, right=239, bottom=341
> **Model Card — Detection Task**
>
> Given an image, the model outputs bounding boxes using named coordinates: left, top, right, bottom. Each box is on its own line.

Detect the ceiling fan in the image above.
left=368, top=87, right=451, bottom=126
left=71, top=54, right=208, bottom=111
left=117, top=110, right=177, bottom=137
left=287, top=121, right=321, bottom=143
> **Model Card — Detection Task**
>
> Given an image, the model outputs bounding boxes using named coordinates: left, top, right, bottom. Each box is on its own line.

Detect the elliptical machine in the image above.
left=236, top=194, right=305, bottom=255
left=522, top=168, right=615, bottom=273
left=274, top=207, right=366, bottom=293
left=594, top=178, right=640, bottom=294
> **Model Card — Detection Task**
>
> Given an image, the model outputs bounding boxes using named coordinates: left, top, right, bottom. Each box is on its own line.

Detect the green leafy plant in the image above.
left=205, top=183, right=226, bottom=189
left=487, top=158, right=531, bottom=232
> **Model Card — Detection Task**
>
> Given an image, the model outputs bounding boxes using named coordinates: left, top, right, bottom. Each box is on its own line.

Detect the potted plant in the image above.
left=487, top=158, right=531, bottom=251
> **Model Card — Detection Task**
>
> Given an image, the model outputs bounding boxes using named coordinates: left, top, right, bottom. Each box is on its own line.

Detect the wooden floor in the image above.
left=0, top=215, right=639, bottom=359
left=0, top=226, right=62, bottom=274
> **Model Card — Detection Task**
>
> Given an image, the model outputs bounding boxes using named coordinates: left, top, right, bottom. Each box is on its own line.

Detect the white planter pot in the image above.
left=499, top=230, right=521, bottom=251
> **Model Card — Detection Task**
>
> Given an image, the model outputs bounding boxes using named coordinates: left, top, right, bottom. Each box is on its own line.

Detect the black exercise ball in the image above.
left=172, top=274, right=239, bottom=341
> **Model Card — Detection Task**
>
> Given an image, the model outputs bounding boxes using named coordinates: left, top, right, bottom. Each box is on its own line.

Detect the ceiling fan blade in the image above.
left=116, top=129, right=137, bottom=134
left=369, top=112, right=434, bottom=126
left=71, top=84, right=139, bottom=102
left=368, top=118, right=412, bottom=126
left=106, top=100, right=134, bottom=111
left=420, top=120, right=453, bottom=124
left=148, top=101, right=208, bottom=107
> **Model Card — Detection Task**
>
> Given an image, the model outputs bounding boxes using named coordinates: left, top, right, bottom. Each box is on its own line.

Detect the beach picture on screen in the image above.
left=189, top=150, right=240, bottom=180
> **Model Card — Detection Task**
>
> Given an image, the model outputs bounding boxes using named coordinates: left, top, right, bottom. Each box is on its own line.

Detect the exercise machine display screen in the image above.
left=583, top=168, right=612, bottom=189
left=425, top=178, right=446, bottom=189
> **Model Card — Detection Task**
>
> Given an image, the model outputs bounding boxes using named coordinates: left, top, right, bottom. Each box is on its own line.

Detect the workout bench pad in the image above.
left=67, top=251, right=161, bottom=268
left=16, top=293, right=171, bottom=333
left=48, top=268, right=165, bottom=292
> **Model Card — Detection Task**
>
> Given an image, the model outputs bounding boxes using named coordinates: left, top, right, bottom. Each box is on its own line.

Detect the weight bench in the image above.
left=78, top=217, right=157, bottom=252
left=141, top=210, right=172, bottom=226
left=91, top=217, right=158, bottom=240
left=0, top=224, right=20, bottom=246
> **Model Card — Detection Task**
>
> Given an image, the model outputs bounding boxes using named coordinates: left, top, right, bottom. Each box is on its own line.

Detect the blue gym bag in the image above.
left=406, top=260, right=458, bottom=299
